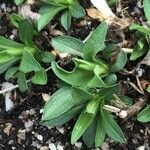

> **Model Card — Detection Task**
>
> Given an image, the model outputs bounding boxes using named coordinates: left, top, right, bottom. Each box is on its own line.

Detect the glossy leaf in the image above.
left=52, top=36, right=84, bottom=57
left=137, top=105, right=150, bottom=122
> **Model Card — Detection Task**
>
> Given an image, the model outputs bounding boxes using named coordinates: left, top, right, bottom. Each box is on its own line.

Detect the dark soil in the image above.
left=0, top=0, right=150, bottom=150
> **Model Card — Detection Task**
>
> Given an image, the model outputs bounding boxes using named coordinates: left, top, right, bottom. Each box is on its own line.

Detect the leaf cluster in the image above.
left=41, top=22, right=127, bottom=148
left=38, top=0, right=85, bottom=31
left=0, top=19, right=54, bottom=92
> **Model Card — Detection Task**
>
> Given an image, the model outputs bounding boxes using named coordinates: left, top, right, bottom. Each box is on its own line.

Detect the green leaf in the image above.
left=6, top=47, right=24, bottom=56
left=61, top=10, right=71, bottom=30
left=41, top=104, right=84, bottom=126
left=17, top=71, right=28, bottom=92
left=14, top=0, right=24, bottom=5
left=87, top=65, right=105, bottom=88
left=71, top=87, right=94, bottom=104
left=83, top=22, right=108, bottom=61
left=98, top=85, right=119, bottom=101
left=86, top=97, right=100, bottom=114
left=0, top=36, right=25, bottom=49
left=52, top=36, right=84, bottom=57
left=0, top=51, right=15, bottom=64
left=10, top=13, right=24, bottom=28
left=52, top=62, right=94, bottom=86
left=82, top=118, right=97, bottom=148
left=71, top=110, right=95, bottom=144
left=69, top=0, right=85, bottom=18
left=101, top=109, right=126, bottom=143
left=147, top=86, right=150, bottom=93
left=104, top=73, right=117, bottom=86
left=130, top=23, right=150, bottom=35
left=18, top=19, right=33, bottom=45
left=73, top=58, right=96, bottom=71
left=0, top=58, right=19, bottom=74
left=95, top=117, right=105, bottom=147
left=32, top=68, right=47, bottom=85
left=19, top=51, right=42, bottom=73
left=5, top=67, right=19, bottom=80
left=102, top=44, right=118, bottom=62
left=137, top=105, right=150, bottom=122
left=143, top=0, right=150, bottom=24
left=130, top=38, right=148, bottom=60
left=111, top=50, right=127, bottom=72
left=40, top=52, right=55, bottom=63
left=37, top=5, right=66, bottom=31
left=42, top=86, right=75, bottom=120
left=54, top=0, right=73, bottom=5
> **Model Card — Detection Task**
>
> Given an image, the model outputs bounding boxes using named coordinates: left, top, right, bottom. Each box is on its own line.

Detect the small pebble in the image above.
left=57, top=127, right=65, bottom=134
left=8, top=140, right=14, bottom=145
left=24, top=119, right=34, bottom=131
left=57, top=143, right=64, bottom=150
left=30, top=109, right=36, bottom=115
left=40, top=146, right=49, bottom=150
left=75, top=142, right=82, bottom=148
left=37, top=135, right=43, bottom=141
left=49, top=143, right=57, bottom=150
left=17, top=130, right=26, bottom=140
left=40, top=109, right=44, bottom=114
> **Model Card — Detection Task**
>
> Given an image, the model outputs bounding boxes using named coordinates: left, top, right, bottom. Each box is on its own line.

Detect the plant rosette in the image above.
left=41, top=22, right=128, bottom=148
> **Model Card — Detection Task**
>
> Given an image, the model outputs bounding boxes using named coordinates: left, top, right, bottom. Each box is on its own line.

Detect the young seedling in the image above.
left=130, top=0, right=150, bottom=60
left=41, top=22, right=127, bottom=148
left=37, top=0, right=85, bottom=31
left=0, top=19, right=54, bottom=92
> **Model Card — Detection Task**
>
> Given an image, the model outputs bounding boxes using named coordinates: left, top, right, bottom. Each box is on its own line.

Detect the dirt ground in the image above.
left=0, top=0, right=150, bottom=150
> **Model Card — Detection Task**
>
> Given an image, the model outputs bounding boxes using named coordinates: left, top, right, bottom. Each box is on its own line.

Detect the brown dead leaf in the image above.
left=140, top=80, right=150, bottom=91
left=4, top=123, right=12, bottom=136
left=86, top=7, right=132, bottom=29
